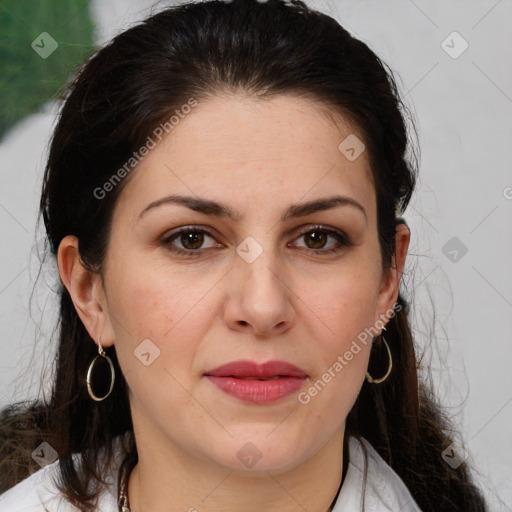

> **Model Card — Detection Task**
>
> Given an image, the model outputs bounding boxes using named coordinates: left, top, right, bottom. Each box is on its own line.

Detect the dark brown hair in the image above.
left=0, top=1, right=487, bottom=510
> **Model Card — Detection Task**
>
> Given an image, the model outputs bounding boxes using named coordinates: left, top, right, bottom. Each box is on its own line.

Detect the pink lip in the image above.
left=204, top=360, right=308, bottom=404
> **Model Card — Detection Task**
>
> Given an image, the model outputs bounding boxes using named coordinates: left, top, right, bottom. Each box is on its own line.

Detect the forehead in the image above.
left=163, top=93, right=370, bottom=171
left=114, top=93, right=376, bottom=223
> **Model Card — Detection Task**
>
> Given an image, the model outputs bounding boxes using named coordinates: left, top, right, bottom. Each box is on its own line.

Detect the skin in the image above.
left=58, top=93, right=409, bottom=512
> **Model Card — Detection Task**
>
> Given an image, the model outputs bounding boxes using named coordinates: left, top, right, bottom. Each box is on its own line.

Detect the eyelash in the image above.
left=161, top=225, right=353, bottom=257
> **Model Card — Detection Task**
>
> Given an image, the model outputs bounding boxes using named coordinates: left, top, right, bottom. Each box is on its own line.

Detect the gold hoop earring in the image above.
left=86, top=338, right=115, bottom=401
left=365, top=332, right=392, bottom=384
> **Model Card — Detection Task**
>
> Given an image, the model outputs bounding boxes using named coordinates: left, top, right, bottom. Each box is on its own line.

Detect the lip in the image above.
left=204, top=360, right=308, bottom=404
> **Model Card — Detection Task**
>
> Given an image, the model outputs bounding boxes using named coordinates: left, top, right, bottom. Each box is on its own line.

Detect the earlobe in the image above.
left=57, top=235, right=114, bottom=347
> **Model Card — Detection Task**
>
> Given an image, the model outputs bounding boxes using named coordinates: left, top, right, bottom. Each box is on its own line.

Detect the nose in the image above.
left=223, top=242, right=296, bottom=338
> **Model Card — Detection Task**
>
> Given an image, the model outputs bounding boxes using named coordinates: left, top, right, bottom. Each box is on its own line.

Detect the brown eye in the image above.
left=162, top=227, right=219, bottom=256
left=303, top=230, right=328, bottom=250
left=292, top=225, right=353, bottom=255
left=179, top=231, right=205, bottom=250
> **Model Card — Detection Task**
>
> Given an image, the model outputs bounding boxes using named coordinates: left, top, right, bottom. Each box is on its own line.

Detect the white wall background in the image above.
left=0, top=0, right=510, bottom=509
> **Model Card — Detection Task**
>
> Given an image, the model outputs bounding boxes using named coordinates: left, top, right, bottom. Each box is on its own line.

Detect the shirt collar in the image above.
left=331, top=436, right=422, bottom=511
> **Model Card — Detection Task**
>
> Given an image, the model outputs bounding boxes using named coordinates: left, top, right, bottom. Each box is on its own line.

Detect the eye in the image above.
left=290, top=225, right=353, bottom=255
left=161, top=224, right=353, bottom=257
left=161, top=227, right=220, bottom=256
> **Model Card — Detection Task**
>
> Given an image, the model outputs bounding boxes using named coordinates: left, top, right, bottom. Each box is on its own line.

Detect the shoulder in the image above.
left=0, top=435, right=127, bottom=512
left=332, top=436, right=424, bottom=512
left=0, top=459, right=79, bottom=512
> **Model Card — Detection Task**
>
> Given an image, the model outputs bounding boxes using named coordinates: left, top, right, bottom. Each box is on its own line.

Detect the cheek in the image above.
left=106, top=264, right=210, bottom=381
left=305, top=266, right=381, bottom=345
left=108, top=271, right=209, bottom=423
left=108, top=257, right=211, bottom=340
left=299, top=296, right=372, bottom=436
left=297, top=260, right=379, bottom=411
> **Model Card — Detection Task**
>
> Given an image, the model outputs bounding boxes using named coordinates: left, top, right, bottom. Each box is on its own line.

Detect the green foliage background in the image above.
left=0, top=0, right=95, bottom=139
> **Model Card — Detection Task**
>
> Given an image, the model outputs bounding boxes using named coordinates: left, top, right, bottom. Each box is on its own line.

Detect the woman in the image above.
left=0, top=0, right=488, bottom=511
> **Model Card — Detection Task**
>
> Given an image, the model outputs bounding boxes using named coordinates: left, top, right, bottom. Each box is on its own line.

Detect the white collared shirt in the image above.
left=0, top=435, right=422, bottom=511
left=331, top=437, right=423, bottom=511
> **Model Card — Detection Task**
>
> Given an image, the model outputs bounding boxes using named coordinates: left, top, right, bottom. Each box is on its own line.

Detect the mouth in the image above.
left=204, top=360, right=308, bottom=403
left=204, top=359, right=308, bottom=379
left=228, top=376, right=282, bottom=380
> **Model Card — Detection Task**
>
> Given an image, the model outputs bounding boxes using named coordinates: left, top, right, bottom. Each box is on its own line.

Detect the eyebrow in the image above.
left=138, top=194, right=367, bottom=224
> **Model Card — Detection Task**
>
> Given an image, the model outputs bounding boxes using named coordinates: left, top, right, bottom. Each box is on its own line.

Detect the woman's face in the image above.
left=94, top=94, right=406, bottom=473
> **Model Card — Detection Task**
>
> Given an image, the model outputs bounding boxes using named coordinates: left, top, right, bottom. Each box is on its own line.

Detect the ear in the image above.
left=374, top=220, right=410, bottom=324
left=57, top=235, right=115, bottom=347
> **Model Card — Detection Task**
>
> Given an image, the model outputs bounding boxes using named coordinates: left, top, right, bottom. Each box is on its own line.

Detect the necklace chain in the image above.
left=118, top=457, right=131, bottom=512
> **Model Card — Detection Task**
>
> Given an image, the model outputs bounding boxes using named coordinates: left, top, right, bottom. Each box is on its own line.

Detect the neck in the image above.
left=126, top=425, right=346, bottom=512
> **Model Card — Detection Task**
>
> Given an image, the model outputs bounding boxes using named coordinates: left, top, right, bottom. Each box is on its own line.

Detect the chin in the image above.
left=207, top=436, right=309, bottom=475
